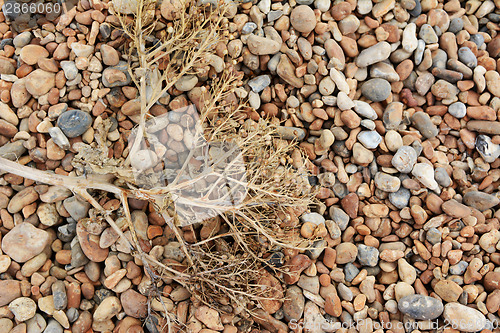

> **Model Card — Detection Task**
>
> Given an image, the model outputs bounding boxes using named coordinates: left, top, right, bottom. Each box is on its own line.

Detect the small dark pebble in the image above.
left=56, top=110, right=92, bottom=138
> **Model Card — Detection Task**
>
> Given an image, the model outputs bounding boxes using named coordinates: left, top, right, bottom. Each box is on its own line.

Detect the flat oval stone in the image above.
left=374, top=172, right=401, bottom=193
left=76, top=221, right=109, bottom=263
left=448, top=102, right=466, bottom=118
left=458, top=47, right=477, bottom=68
left=355, top=42, right=391, bottom=67
left=56, top=110, right=92, bottom=138
left=1, top=223, right=50, bottom=263
left=443, top=303, right=486, bottom=332
left=398, top=294, right=443, bottom=320
left=283, top=286, right=304, bottom=321
left=411, top=111, right=438, bottom=139
left=358, top=131, right=382, bottom=149
left=463, top=191, right=500, bottom=211
left=361, top=78, right=391, bottom=102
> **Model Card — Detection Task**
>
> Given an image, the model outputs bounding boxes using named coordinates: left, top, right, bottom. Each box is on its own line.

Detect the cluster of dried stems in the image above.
left=0, top=0, right=318, bottom=330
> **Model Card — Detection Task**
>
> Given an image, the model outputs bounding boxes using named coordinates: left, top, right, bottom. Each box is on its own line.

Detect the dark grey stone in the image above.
left=361, top=79, right=391, bottom=102
left=57, top=110, right=92, bottom=138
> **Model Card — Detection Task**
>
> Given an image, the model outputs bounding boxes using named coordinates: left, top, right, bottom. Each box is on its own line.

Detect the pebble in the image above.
left=361, top=78, right=391, bottom=102
left=63, top=196, right=90, bottom=221
left=412, top=111, right=438, bottom=139
left=431, top=79, right=460, bottom=100
left=247, top=35, right=281, bottom=55
left=329, top=207, right=349, bottom=230
left=51, top=281, right=67, bottom=310
left=357, top=131, right=382, bottom=149
left=355, top=42, right=391, bottom=67
left=25, top=69, right=55, bottom=97
left=412, top=163, right=439, bottom=191
left=100, top=44, right=120, bottom=66
left=443, top=303, right=487, bottom=332
left=1, top=223, right=50, bottom=263
left=398, top=295, right=443, bottom=320
left=463, top=191, right=499, bottom=211
left=174, top=75, right=198, bottom=92
left=283, top=286, right=304, bottom=321
left=448, top=17, right=463, bottom=33
left=303, top=302, right=327, bottom=333
left=290, top=5, right=316, bottom=33
left=71, top=43, right=94, bottom=58
left=277, top=54, right=303, bottom=88
left=93, top=297, right=121, bottom=321
left=357, top=244, right=379, bottom=267
left=391, top=146, right=417, bottom=173
left=335, top=243, right=357, bottom=264
left=0, top=280, right=21, bottom=306
left=300, top=212, right=325, bottom=225
left=20, top=46, right=49, bottom=65
left=353, top=100, right=377, bottom=119
left=389, top=187, right=411, bottom=209
left=476, top=134, right=500, bottom=163
left=121, top=290, right=147, bottom=319
left=57, top=110, right=92, bottom=138
left=44, top=320, right=63, bottom=333
left=48, top=127, right=71, bottom=150
left=194, top=306, right=223, bottom=331
left=9, top=297, right=37, bottom=321
left=419, top=24, right=438, bottom=44
left=448, top=102, right=466, bottom=118
left=402, top=23, right=418, bottom=52
left=458, top=47, right=478, bottom=68
left=26, top=314, right=46, bottom=333
left=398, top=258, right=416, bottom=284
left=76, top=221, right=108, bottom=262
left=102, top=63, right=131, bottom=87
left=60, top=61, right=78, bottom=81
left=374, top=172, right=401, bottom=192
left=434, top=280, right=463, bottom=302
left=248, top=75, right=271, bottom=93
left=37, top=203, right=60, bottom=227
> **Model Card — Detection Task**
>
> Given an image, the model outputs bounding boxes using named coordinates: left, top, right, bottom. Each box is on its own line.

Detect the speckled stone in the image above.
left=398, top=294, right=443, bottom=320
left=389, top=187, right=411, bottom=209
left=357, top=244, right=379, bottom=267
